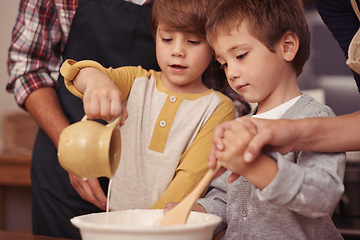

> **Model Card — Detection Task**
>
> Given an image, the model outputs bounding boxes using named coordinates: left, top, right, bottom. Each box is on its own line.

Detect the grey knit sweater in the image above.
left=198, top=94, right=346, bottom=240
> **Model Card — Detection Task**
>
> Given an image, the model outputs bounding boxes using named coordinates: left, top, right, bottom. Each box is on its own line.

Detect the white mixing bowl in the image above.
left=71, top=209, right=221, bottom=240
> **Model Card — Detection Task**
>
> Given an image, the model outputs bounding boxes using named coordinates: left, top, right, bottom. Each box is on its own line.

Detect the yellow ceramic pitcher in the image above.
left=58, top=115, right=121, bottom=179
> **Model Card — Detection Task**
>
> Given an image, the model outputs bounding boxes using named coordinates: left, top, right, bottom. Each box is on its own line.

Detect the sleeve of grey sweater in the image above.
left=255, top=94, right=346, bottom=217
left=256, top=150, right=345, bottom=217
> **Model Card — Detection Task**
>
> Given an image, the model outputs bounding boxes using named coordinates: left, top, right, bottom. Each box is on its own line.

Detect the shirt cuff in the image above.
left=7, top=71, right=58, bottom=108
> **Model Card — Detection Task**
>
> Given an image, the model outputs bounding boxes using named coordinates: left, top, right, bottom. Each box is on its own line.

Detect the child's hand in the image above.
left=208, top=146, right=227, bottom=179
left=209, top=120, right=239, bottom=178
left=215, top=119, right=255, bottom=178
left=75, top=67, right=128, bottom=124
left=209, top=118, right=257, bottom=181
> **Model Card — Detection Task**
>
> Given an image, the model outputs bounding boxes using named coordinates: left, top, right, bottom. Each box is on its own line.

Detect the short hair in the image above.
left=150, top=0, right=221, bottom=39
left=206, top=0, right=310, bottom=76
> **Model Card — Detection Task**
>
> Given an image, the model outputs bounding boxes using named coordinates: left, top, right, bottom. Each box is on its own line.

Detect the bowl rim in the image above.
left=71, top=209, right=221, bottom=233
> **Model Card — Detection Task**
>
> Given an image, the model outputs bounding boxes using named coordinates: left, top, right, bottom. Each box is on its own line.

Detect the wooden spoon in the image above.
left=156, top=162, right=222, bottom=226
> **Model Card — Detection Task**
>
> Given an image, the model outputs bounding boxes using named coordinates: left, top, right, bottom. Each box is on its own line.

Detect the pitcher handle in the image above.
left=80, top=114, right=122, bottom=128
left=107, top=115, right=122, bottom=128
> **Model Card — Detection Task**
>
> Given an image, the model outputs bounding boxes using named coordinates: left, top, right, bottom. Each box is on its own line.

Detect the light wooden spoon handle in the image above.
left=156, top=162, right=222, bottom=226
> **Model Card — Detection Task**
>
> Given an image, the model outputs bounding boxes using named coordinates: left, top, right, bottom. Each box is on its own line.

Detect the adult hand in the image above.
left=68, top=173, right=107, bottom=210
left=212, top=118, right=257, bottom=153
left=237, top=117, right=299, bottom=162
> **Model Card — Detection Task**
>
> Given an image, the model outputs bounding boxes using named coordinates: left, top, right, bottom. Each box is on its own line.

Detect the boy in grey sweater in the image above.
left=165, top=0, right=346, bottom=239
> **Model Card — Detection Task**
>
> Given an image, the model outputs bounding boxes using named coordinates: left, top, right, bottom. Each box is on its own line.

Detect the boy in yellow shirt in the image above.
left=60, top=0, right=235, bottom=211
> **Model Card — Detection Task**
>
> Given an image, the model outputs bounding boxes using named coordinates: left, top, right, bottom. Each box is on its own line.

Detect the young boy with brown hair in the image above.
left=178, top=0, right=345, bottom=239
left=59, top=0, right=235, bottom=211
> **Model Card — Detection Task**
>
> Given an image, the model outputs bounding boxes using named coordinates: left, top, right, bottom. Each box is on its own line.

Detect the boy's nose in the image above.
left=171, top=42, right=186, bottom=57
left=226, top=65, right=240, bottom=81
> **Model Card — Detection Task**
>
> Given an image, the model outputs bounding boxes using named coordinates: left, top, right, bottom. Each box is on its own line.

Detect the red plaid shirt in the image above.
left=7, top=0, right=78, bottom=107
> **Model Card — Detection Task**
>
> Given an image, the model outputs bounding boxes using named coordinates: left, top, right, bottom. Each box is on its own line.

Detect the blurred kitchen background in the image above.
left=0, top=0, right=359, bottom=239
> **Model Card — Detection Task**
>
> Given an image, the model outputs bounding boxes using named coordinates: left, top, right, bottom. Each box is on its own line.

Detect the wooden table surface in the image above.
left=0, top=231, right=71, bottom=240
left=0, top=145, right=32, bottom=229
left=0, top=146, right=72, bottom=239
left=0, top=145, right=32, bottom=187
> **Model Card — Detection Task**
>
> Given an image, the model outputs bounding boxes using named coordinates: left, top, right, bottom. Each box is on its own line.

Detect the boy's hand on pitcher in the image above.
left=75, top=67, right=128, bottom=125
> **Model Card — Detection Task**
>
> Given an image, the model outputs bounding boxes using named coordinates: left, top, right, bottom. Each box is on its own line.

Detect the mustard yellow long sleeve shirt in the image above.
left=61, top=59, right=235, bottom=210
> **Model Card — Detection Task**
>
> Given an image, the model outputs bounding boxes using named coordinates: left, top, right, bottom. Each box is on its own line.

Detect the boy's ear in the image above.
left=282, top=31, right=299, bottom=62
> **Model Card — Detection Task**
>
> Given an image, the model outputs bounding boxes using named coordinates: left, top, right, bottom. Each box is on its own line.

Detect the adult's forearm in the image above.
left=243, top=112, right=360, bottom=163
left=294, top=111, right=360, bottom=152
left=24, top=87, right=69, bottom=147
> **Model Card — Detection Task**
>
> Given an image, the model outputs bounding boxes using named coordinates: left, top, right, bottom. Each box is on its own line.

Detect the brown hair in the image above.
left=206, top=0, right=310, bottom=76
left=150, top=0, right=221, bottom=39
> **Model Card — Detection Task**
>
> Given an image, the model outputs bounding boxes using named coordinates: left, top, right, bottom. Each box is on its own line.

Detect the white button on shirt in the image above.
left=159, top=120, right=166, bottom=127
left=169, top=96, right=177, bottom=103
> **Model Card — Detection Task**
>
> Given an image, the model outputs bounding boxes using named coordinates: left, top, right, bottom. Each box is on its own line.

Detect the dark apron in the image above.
left=31, top=0, right=158, bottom=239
